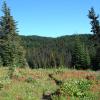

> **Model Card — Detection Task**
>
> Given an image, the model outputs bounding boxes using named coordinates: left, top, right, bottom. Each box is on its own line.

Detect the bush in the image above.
left=59, top=79, right=92, bottom=98
left=8, top=67, right=15, bottom=79
left=0, top=76, right=11, bottom=90
left=0, top=83, right=3, bottom=90
left=25, top=77, right=36, bottom=84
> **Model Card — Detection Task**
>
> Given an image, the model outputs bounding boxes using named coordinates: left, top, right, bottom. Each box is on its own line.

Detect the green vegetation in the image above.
left=60, top=79, right=92, bottom=97
left=72, top=36, right=90, bottom=69
left=0, top=68, right=99, bottom=100
left=0, top=1, right=100, bottom=70
left=0, top=1, right=27, bottom=67
left=21, top=34, right=94, bottom=69
left=88, top=7, right=100, bottom=70
left=52, top=79, right=96, bottom=100
left=0, top=1, right=100, bottom=100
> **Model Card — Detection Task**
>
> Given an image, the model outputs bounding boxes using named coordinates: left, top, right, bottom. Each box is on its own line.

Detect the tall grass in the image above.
left=0, top=67, right=99, bottom=100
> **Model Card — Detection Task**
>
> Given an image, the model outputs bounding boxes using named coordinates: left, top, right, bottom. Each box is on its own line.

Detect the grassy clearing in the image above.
left=0, top=67, right=99, bottom=100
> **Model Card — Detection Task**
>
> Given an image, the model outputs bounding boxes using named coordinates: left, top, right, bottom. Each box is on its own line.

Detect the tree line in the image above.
left=0, top=2, right=100, bottom=70
left=21, top=34, right=95, bottom=69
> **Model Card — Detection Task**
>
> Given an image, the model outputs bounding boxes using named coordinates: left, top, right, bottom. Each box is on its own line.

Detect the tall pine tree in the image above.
left=0, top=1, right=27, bottom=67
left=88, top=7, right=100, bottom=70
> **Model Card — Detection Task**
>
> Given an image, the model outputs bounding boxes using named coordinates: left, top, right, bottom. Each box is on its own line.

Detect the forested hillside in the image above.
left=21, top=34, right=96, bottom=69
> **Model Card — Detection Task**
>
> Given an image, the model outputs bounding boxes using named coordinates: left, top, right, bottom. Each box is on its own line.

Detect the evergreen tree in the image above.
left=0, top=1, right=27, bottom=67
left=82, top=45, right=91, bottom=69
left=72, top=36, right=90, bottom=69
left=88, top=7, right=100, bottom=70
left=88, top=7, right=100, bottom=44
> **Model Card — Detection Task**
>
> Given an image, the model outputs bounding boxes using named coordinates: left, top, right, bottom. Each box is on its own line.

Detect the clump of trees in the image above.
left=0, top=1, right=27, bottom=67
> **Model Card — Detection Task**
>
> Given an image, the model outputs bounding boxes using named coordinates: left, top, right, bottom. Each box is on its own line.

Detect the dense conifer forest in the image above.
left=21, top=34, right=95, bottom=69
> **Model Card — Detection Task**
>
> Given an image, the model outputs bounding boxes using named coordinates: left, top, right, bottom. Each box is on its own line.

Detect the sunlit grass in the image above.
left=0, top=67, right=99, bottom=100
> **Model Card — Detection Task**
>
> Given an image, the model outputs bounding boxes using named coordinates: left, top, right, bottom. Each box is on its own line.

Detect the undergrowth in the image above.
left=0, top=67, right=99, bottom=100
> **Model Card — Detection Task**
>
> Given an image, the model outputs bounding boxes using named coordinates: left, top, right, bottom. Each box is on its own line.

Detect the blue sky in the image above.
left=0, top=0, right=100, bottom=37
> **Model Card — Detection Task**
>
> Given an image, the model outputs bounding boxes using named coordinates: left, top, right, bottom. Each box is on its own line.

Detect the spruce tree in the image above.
left=0, top=1, right=27, bottom=67
left=88, top=7, right=100, bottom=70
left=72, top=36, right=90, bottom=69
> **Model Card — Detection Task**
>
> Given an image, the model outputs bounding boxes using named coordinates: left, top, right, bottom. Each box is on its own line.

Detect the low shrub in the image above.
left=8, top=67, right=15, bottom=79
left=51, top=78, right=94, bottom=99
left=25, top=76, right=36, bottom=84
left=0, top=82, right=3, bottom=90
left=60, top=79, right=92, bottom=97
